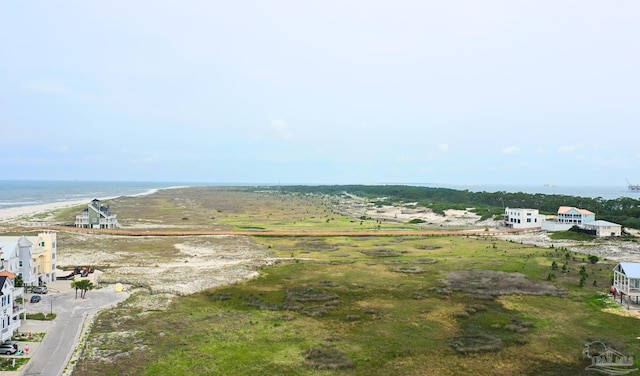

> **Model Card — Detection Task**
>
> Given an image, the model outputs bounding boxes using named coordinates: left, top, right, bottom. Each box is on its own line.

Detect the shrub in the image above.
left=304, top=347, right=354, bottom=370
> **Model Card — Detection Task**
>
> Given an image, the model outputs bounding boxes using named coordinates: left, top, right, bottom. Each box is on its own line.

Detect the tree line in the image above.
left=259, top=185, right=640, bottom=229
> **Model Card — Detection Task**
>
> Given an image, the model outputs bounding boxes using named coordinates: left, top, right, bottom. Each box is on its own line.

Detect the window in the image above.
left=527, top=218, right=531, bottom=223
left=19, top=261, right=22, bottom=267
left=52, top=253, right=56, bottom=259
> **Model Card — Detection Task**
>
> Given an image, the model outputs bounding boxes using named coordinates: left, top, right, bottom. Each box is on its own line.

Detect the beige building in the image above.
left=583, top=220, right=622, bottom=237
left=27, top=231, right=58, bottom=283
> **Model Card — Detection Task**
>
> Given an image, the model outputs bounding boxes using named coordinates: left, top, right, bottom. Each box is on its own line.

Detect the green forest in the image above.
left=264, top=185, right=640, bottom=229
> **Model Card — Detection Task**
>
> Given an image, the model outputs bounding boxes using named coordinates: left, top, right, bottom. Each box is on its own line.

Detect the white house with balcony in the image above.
left=75, top=199, right=120, bottom=229
left=612, top=262, right=640, bottom=309
left=542, top=206, right=598, bottom=232
left=504, top=208, right=542, bottom=229
left=0, top=272, right=24, bottom=343
left=557, top=206, right=595, bottom=225
left=0, top=236, right=36, bottom=286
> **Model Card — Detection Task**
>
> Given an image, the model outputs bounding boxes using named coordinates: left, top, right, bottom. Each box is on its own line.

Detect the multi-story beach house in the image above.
left=28, top=231, right=57, bottom=283
left=75, top=199, right=120, bottom=229
left=0, top=271, right=24, bottom=343
left=541, top=206, right=622, bottom=237
left=0, top=236, right=36, bottom=286
left=0, top=232, right=57, bottom=285
left=504, top=208, right=542, bottom=229
left=557, top=206, right=595, bottom=225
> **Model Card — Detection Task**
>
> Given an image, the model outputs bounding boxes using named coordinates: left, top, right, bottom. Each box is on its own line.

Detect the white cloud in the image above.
left=558, top=145, right=576, bottom=153
left=437, top=144, right=449, bottom=152
left=269, top=119, right=293, bottom=140
left=502, top=146, right=521, bottom=154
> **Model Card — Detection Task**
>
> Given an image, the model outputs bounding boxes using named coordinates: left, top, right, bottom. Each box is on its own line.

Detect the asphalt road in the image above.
left=20, top=287, right=129, bottom=376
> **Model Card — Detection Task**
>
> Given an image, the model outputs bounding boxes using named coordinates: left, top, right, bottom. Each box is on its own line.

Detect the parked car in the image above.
left=30, top=295, right=41, bottom=303
left=0, top=343, right=17, bottom=355
left=32, top=286, right=48, bottom=294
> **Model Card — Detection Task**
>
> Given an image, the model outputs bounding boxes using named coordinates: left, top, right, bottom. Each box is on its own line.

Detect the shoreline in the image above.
left=0, top=187, right=186, bottom=222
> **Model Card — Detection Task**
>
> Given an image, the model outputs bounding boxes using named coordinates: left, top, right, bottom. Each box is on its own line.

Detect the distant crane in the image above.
left=626, top=179, right=640, bottom=192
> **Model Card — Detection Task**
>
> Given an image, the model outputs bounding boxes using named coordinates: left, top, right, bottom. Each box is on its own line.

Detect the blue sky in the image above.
left=1, top=1, right=638, bottom=186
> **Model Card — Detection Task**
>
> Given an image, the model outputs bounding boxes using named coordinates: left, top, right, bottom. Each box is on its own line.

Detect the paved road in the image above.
left=20, top=287, right=129, bottom=376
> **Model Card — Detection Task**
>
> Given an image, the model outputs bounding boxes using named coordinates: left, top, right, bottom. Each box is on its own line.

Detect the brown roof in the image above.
left=0, top=270, right=16, bottom=279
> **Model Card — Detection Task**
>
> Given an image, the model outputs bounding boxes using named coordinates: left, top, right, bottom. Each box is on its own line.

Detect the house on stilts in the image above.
left=612, top=262, right=640, bottom=309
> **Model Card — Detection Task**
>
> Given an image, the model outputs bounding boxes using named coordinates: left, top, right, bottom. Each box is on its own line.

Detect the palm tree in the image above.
left=71, top=279, right=95, bottom=299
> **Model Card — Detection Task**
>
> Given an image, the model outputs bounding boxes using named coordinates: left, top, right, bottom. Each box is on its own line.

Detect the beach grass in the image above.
left=73, top=235, right=635, bottom=375
left=23, top=186, right=634, bottom=375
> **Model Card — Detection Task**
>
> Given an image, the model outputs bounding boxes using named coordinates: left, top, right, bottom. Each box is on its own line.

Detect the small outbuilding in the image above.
left=583, top=220, right=622, bottom=237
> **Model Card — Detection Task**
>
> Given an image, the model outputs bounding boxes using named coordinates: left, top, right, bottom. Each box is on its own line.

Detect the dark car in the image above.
left=0, top=343, right=17, bottom=355
left=32, top=286, right=48, bottom=294
left=30, top=295, right=41, bottom=303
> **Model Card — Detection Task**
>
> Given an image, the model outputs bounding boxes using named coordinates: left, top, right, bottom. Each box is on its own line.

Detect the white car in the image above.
left=32, top=286, right=48, bottom=294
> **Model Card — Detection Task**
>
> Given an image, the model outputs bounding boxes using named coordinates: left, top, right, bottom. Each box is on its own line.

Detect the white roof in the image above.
left=616, top=262, right=640, bottom=278
left=0, top=237, right=32, bottom=260
left=584, top=220, right=621, bottom=227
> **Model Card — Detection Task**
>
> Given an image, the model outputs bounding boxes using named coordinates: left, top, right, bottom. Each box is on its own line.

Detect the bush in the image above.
left=304, top=347, right=354, bottom=370
left=26, top=313, right=56, bottom=320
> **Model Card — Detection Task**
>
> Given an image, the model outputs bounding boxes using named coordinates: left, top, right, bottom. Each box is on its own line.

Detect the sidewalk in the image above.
left=2, top=320, right=51, bottom=376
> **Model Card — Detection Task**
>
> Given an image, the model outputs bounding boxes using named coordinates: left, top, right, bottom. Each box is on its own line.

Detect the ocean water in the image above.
left=1, top=181, right=638, bottom=211
left=0, top=180, right=191, bottom=210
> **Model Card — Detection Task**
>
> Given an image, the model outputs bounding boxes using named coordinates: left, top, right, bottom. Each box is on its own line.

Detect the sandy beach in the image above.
left=0, top=199, right=93, bottom=223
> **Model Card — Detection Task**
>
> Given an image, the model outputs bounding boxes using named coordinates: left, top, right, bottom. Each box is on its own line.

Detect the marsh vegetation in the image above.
left=26, top=187, right=640, bottom=375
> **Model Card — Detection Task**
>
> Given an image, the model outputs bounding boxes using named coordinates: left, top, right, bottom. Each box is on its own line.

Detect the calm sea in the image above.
left=0, top=181, right=638, bottom=210
left=0, top=180, right=194, bottom=209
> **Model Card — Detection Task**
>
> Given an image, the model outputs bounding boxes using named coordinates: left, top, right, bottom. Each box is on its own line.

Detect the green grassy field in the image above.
left=75, top=237, right=636, bottom=375
left=49, top=187, right=638, bottom=375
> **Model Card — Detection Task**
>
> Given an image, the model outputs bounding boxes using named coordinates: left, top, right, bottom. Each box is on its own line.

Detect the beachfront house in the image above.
left=504, top=208, right=542, bottom=229
left=0, top=272, right=23, bottom=343
left=583, top=220, right=622, bottom=238
left=612, top=262, right=640, bottom=309
left=542, top=206, right=598, bottom=232
left=0, top=232, right=57, bottom=285
left=28, top=231, right=57, bottom=283
left=75, top=199, right=120, bottom=229
left=557, top=206, right=595, bottom=225
left=0, top=236, right=36, bottom=286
